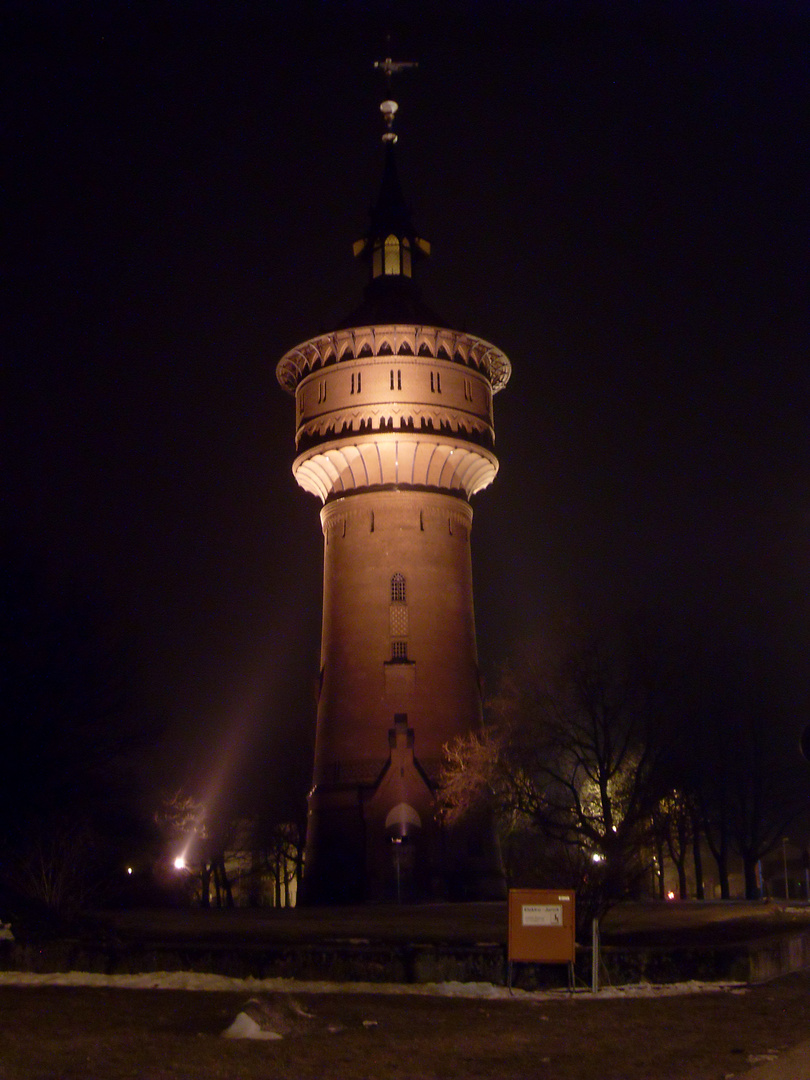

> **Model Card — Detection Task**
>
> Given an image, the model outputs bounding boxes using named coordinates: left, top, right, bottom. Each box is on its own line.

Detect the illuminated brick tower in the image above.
left=277, top=83, right=511, bottom=904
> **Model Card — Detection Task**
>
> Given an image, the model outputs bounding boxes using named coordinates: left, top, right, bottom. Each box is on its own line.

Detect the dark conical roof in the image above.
left=368, top=143, right=418, bottom=246
left=342, top=135, right=444, bottom=329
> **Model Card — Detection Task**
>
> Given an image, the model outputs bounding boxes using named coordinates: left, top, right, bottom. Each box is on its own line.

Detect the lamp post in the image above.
left=782, top=837, right=789, bottom=900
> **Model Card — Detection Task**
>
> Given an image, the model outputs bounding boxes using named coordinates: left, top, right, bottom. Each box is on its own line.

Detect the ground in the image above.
left=2, top=901, right=810, bottom=1079
left=1, top=974, right=810, bottom=1079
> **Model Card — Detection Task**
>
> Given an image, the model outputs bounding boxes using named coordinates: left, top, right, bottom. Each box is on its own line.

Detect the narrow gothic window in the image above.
left=391, top=572, right=406, bottom=603
left=397, top=370, right=402, bottom=390
left=391, top=641, right=408, bottom=661
left=384, top=234, right=400, bottom=275
left=390, top=370, right=394, bottom=390
left=430, top=372, right=434, bottom=392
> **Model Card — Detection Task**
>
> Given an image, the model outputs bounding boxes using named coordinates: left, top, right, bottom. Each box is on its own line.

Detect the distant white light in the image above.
left=667, top=891, right=676, bottom=901
left=173, top=855, right=186, bottom=870
left=591, top=852, right=604, bottom=863
left=126, top=866, right=133, bottom=875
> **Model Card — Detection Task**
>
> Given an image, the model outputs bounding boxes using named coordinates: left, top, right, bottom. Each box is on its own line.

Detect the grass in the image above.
left=1, top=974, right=810, bottom=1079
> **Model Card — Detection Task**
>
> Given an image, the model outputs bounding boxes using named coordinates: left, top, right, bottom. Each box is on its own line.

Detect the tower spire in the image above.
left=351, top=55, right=430, bottom=283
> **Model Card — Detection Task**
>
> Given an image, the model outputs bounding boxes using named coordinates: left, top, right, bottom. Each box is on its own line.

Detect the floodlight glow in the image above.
left=173, top=855, right=186, bottom=870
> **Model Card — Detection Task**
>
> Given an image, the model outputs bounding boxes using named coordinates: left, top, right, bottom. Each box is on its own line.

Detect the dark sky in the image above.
left=5, top=1, right=809, bottom=815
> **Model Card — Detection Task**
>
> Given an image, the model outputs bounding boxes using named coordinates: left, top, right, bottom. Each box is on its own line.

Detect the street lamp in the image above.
left=782, top=837, right=789, bottom=901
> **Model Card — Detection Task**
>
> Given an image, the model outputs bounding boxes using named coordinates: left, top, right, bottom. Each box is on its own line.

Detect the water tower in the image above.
left=277, top=76, right=511, bottom=903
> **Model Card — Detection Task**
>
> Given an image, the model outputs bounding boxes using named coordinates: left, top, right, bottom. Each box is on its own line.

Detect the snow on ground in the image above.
left=0, top=969, right=747, bottom=1000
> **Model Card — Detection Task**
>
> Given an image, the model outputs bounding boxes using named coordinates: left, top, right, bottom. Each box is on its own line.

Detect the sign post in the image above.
left=507, top=888, right=576, bottom=990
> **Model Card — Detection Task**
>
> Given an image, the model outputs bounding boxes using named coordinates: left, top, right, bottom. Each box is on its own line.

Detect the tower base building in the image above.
left=277, top=92, right=511, bottom=904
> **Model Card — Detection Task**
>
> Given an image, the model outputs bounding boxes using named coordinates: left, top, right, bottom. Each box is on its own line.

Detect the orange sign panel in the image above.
left=508, top=888, right=576, bottom=964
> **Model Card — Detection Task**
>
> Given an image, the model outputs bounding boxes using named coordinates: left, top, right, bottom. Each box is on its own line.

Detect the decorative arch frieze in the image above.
left=277, top=325, right=511, bottom=395
left=296, top=402, right=493, bottom=447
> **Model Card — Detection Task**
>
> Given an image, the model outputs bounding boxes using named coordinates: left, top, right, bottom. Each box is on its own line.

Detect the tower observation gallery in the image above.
left=277, top=80, right=512, bottom=904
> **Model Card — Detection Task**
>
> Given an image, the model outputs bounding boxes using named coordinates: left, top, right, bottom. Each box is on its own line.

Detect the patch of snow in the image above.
left=222, top=1012, right=283, bottom=1040
left=0, top=969, right=748, bottom=1000
left=747, top=1050, right=780, bottom=1064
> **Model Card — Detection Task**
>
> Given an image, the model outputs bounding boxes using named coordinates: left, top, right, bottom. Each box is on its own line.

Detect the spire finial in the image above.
left=373, top=49, right=418, bottom=145
left=380, top=99, right=399, bottom=143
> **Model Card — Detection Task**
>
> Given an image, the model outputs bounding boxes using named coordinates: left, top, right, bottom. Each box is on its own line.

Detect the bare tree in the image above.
left=441, top=624, right=666, bottom=927
left=258, top=821, right=305, bottom=907
left=650, top=790, right=695, bottom=899
left=667, top=634, right=805, bottom=900
left=155, top=789, right=237, bottom=908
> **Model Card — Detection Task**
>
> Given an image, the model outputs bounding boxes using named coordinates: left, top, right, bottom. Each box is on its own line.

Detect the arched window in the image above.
left=384, top=234, right=400, bottom=275
left=391, top=573, right=406, bottom=603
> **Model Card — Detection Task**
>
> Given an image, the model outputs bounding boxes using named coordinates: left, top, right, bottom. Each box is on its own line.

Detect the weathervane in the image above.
left=373, top=52, right=418, bottom=144
left=373, top=56, right=419, bottom=81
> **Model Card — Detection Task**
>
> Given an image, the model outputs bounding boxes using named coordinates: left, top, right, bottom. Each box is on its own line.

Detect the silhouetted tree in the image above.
left=258, top=820, right=305, bottom=907
left=648, top=624, right=806, bottom=900
left=650, top=790, right=695, bottom=899
left=441, top=622, right=668, bottom=928
left=155, top=789, right=238, bottom=908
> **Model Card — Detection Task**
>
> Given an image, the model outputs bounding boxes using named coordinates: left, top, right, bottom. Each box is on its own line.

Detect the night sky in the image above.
left=5, top=1, right=809, bottom=817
